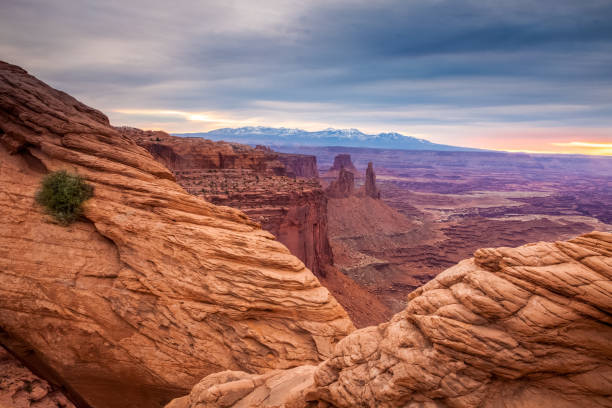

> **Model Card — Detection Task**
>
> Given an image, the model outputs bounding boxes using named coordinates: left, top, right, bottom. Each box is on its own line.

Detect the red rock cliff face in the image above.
left=325, top=167, right=355, bottom=199
left=364, top=161, right=380, bottom=199
left=0, top=61, right=354, bottom=408
left=122, top=128, right=333, bottom=277
left=277, top=153, right=318, bottom=178
left=123, top=129, right=392, bottom=327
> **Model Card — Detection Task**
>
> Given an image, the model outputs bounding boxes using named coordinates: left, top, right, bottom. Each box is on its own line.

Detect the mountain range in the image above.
left=174, top=126, right=479, bottom=151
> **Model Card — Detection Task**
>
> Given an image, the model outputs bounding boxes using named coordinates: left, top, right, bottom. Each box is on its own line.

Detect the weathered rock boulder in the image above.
left=0, top=61, right=354, bottom=408
left=364, top=161, right=380, bottom=199
left=168, top=231, right=612, bottom=408
left=325, top=167, right=355, bottom=199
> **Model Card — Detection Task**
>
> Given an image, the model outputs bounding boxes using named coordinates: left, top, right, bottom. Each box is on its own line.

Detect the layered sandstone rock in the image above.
left=168, top=231, right=612, bottom=408
left=0, top=61, right=353, bottom=408
left=325, top=167, right=355, bottom=199
left=364, top=162, right=380, bottom=199
left=0, top=346, right=76, bottom=408
left=277, top=153, right=318, bottom=179
left=120, top=128, right=390, bottom=326
left=121, top=128, right=332, bottom=277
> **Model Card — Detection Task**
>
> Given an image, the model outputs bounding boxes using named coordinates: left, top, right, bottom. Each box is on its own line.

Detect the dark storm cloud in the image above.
left=1, top=0, right=612, bottom=136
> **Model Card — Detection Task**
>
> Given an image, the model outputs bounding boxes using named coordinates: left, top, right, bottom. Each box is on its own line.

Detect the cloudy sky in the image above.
left=2, top=0, right=611, bottom=154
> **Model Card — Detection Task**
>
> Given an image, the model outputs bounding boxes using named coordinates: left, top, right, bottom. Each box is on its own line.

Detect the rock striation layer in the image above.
left=0, top=61, right=354, bottom=408
left=167, top=231, right=612, bottom=408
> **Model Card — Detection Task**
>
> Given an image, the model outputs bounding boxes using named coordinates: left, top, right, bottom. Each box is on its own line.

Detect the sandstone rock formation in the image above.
left=167, top=231, right=612, bottom=408
left=327, top=195, right=439, bottom=312
left=327, top=154, right=357, bottom=176
left=364, top=161, right=380, bottom=199
left=0, top=61, right=354, bottom=408
left=0, top=346, right=76, bottom=408
left=121, top=128, right=332, bottom=276
left=325, top=167, right=355, bottom=199
left=121, top=128, right=389, bottom=327
left=276, top=153, right=318, bottom=179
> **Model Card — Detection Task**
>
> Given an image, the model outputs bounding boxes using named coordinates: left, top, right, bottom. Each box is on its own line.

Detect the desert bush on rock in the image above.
left=35, top=170, right=93, bottom=225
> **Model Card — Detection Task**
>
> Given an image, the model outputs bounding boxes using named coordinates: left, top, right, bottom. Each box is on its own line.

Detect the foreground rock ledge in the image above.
left=0, top=61, right=354, bottom=408
left=167, top=231, right=612, bottom=408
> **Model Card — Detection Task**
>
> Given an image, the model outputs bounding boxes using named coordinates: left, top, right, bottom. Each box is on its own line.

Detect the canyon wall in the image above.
left=122, top=128, right=392, bottom=327
left=122, top=128, right=332, bottom=277
left=167, top=231, right=612, bottom=408
left=0, top=61, right=354, bottom=408
left=276, top=152, right=318, bottom=178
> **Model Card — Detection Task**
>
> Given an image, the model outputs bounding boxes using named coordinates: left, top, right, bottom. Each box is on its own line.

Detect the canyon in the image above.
left=286, top=146, right=612, bottom=312
left=0, top=61, right=610, bottom=408
left=119, top=128, right=391, bottom=327
left=0, top=61, right=354, bottom=408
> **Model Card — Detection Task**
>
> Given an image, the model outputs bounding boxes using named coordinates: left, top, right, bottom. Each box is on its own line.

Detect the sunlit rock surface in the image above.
left=168, top=231, right=612, bottom=408
left=0, top=61, right=354, bottom=408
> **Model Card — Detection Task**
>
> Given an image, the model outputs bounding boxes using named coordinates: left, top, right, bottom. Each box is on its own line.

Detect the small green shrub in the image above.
left=35, top=170, right=94, bottom=225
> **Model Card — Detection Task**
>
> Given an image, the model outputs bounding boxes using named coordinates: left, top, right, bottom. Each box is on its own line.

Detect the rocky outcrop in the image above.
left=121, top=127, right=391, bottom=327
left=205, top=184, right=333, bottom=278
left=325, top=167, right=355, bottom=199
left=277, top=153, right=318, bottom=179
left=364, top=161, right=380, bottom=199
left=0, top=346, right=76, bottom=408
left=119, top=127, right=286, bottom=175
left=0, top=61, right=353, bottom=408
left=168, top=231, right=612, bottom=408
left=121, top=128, right=333, bottom=278
left=327, top=154, right=357, bottom=176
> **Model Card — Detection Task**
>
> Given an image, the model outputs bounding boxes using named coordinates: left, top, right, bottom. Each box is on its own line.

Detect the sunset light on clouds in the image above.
left=2, top=0, right=611, bottom=155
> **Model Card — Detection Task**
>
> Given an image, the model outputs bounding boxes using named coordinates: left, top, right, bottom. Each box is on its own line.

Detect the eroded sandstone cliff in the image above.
left=119, top=128, right=392, bottom=327
left=120, top=128, right=332, bottom=277
left=0, top=61, right=354, bottom=408
left=325, top=167, right=355, bottom=199
left=167, top=231, right=612, bottom=408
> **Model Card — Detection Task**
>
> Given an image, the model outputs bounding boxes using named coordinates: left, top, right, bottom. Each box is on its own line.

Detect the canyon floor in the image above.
left=281, top=145, right=612, bottom=312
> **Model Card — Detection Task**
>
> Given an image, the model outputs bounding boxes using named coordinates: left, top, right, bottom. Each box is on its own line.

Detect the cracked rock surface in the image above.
left=168, top=231, right=612, bottom=408
left=0, top=61, right=353, bottom=408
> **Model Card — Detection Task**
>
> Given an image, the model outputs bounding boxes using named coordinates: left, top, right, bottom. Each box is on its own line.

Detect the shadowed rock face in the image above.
left=0, top=61, right=354, bottom=408
left=276, top=153, right=318, bottom=179
left=325, top=167, right=355, bottom=199
left=0, top=346, right=76, bottom=408
left=120, top=128, right=333, bottom=277
left=119, top=125, right=390, bottom=328
left=365, top=162, right=380, bottom=199
left=167, top=231, right=612, bottom=408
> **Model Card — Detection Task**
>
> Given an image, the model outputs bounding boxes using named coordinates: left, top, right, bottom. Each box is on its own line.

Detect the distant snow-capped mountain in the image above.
left=173, top=126, right=477, bottom=151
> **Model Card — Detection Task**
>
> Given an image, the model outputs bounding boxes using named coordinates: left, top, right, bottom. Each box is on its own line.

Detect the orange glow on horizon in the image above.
left=110, top=109, right=612, bottom=156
